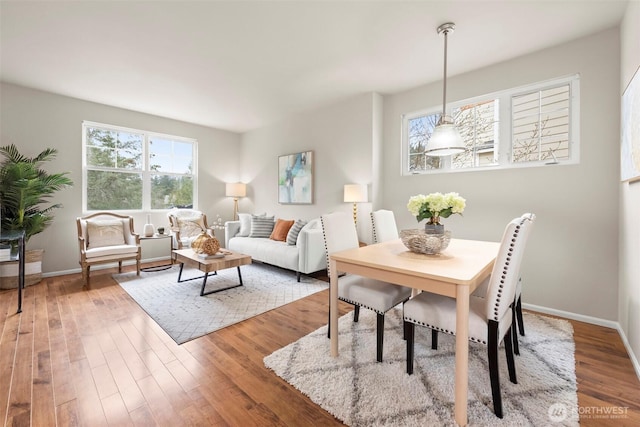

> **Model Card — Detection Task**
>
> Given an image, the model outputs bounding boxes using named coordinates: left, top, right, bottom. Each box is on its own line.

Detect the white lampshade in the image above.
left=225, top=182, right=246, bottom=198
left=343, top=184, right=368, bottom=203
left=425, top=119, right=465, bottom=156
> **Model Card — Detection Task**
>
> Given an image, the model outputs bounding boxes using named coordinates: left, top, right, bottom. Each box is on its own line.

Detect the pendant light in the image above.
left=425, top=22, right=466, bottom=157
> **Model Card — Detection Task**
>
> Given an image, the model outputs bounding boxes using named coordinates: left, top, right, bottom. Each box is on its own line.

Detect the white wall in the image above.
left=382, top=28, right=620, bottom=321
left=239, top=29, right=620, bottom=322
left=0, top=83, right=241, bottom=274
left=240, top=92, right=378, bottom=241
left=619, top=0, right=640, bottom=374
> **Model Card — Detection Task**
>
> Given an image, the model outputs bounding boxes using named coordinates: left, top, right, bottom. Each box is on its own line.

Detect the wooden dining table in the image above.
left=328, top=238, right=500, bottom=427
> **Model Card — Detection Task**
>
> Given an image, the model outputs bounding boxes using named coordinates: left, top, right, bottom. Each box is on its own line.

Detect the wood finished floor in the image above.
left=1, top=263, right=639, bottom=426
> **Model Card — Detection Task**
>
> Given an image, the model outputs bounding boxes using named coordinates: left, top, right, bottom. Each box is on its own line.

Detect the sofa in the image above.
left=224, top=215, right=326, bottom=281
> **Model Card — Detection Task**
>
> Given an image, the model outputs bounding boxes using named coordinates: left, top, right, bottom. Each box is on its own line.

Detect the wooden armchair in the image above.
left=77, top=212, right=141, bottom=285
left=166, top=208, right=214, bottom=256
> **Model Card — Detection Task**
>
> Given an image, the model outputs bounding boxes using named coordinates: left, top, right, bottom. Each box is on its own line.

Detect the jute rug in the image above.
left=265, top=307, right=578, bottom=426
left=114, top=263, right=327, bottom=344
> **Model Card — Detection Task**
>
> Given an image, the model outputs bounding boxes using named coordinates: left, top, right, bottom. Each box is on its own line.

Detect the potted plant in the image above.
left=0, top=144, right=73, bottom=288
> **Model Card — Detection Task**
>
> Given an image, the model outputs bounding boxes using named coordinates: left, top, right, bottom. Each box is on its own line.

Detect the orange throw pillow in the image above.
left=270, top=219, right=295, bottom=241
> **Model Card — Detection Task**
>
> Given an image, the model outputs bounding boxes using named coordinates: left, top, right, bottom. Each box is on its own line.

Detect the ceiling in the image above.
left=0, top=0, right=629, bottom=134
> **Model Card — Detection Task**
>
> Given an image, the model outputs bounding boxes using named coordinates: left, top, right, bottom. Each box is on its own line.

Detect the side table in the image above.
left=0, top=230, right=26, bottom=313
left=140, top=234, right=173, bottom=272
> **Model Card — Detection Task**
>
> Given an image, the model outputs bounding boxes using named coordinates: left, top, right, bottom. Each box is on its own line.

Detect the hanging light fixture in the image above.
left=425, top=22, right=466, bottom=157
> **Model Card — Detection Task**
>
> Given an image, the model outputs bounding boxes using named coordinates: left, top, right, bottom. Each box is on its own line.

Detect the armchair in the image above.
left=77, top=212, right=141, bottom=285
left=167, top=209, right=214, bottom=256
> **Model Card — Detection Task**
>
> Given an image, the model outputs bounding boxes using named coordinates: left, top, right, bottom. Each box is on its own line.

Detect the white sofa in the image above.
left=224, top=218, right=326, bottom=281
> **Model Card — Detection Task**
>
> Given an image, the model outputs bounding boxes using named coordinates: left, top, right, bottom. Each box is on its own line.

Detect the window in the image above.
left=82, top=122, right=197, bottom=211
left=402, top=75, right=579, bottom=175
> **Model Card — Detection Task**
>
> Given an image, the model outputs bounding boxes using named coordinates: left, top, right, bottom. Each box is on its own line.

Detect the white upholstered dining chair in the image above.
left=321, top=211, right=412, bottom=362
left=472, top=213, right=536, bottom=355
left=403, top=213, right=535, bottom=418
left=370, top=209, right=399, bottom=243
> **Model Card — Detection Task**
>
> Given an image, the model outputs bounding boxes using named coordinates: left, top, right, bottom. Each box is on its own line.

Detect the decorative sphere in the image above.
left=191, top=233, right=220, bottom=255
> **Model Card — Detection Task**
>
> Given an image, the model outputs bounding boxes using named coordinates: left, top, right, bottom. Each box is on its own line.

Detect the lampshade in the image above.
left=425, top=22, right=466, bottom=157
left=343, top=184, right=368, bottom=203
left=426, top=117, right=465, bottom=156
left=225, top=182, right=246, bottom=198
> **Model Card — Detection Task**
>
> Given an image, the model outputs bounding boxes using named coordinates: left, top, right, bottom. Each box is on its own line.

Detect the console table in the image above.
left=0, top=230, right=26, bottom=313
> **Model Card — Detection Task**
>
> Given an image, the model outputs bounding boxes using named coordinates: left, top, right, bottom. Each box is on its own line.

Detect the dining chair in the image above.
left=403, top=213, right=535, bottom=418
left=321, top=211, right=412, bottom=362
left=370, top=209, right=399, bottom=243
left=472, top=213, right=536, bottom=355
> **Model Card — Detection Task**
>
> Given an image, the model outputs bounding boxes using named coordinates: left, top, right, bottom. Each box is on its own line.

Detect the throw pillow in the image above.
left=237, top=213, right=252, bottom=237
left=177, top=217, right=205, bottom=238
left=270, top=219, right=294, bottom=242
left=286, top=219, right=308, bottom=245
left=86, top=219, right=125, bottom=248
left=249, top=215, right=275, bottom=238
left=237, top=212, right=266, bottom=237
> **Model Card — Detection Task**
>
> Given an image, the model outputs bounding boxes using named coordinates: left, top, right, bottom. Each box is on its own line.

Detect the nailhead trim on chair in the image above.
left=320, top=216, right=332, bottom=277
left=403, top=317, right=488, bottom=345
left=341, top=297, right=385, bottom=315
left=491, top=221, right=523, bottom=322
left=370, top=213, right=379, bottom=243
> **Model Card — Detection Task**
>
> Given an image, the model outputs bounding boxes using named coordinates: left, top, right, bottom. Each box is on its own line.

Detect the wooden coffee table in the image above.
left=173, top=249, right=252, bottom=296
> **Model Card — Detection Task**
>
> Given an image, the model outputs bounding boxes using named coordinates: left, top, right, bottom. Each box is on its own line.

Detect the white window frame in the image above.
left=401, top=74, right=580, bottom=175
left=82, top=121, right=198, bottom=213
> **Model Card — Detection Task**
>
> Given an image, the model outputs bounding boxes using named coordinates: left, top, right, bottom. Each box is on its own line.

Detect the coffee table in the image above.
left=173, top=249, right=252, bottom=296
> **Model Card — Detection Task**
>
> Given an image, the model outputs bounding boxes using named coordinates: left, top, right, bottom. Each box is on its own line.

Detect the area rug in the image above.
left=264, top=308, right=578, bottom=426
left=114, top=263, right=327, bottom=344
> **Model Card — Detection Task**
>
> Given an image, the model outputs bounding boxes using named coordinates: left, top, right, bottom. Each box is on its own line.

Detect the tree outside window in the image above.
left=83, top=123, right=196, bottom=211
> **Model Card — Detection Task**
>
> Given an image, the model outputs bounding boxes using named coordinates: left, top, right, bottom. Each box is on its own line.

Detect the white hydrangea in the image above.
left=407, top=191, right=466, bottom=223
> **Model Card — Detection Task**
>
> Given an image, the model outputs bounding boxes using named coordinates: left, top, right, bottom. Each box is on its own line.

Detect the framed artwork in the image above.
left=621, top=65, right=640, bottom=182
left=278, top=150, right=313, bottom=204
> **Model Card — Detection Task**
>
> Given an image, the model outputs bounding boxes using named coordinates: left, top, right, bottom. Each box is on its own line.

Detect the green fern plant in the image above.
left=0, top=144, right=73, bottom=243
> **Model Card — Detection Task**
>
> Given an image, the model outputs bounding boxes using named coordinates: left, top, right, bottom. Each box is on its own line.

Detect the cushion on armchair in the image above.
left=177, top=217, right=205, bottom=237
left=86, top=220, right=125, bottom=248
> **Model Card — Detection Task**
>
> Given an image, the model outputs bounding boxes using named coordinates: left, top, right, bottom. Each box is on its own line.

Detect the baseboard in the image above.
left=42, top=257, right=170, bottom=278
left=523, top=302, right=618, bottom=328
left=524, top=302, right=640, bottom=381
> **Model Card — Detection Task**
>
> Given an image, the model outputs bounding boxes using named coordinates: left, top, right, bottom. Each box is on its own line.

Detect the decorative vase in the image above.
left=144, top=214, right=155, bottom=237
left=425, top=223, right=445, bottom=234
left=424, top=216, right=444, bottom=234
left=400, top=229, right=451, bottom=255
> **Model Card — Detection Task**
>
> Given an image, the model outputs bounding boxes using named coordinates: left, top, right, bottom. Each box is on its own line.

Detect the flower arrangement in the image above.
left=407, top=192, right=466, bottom=225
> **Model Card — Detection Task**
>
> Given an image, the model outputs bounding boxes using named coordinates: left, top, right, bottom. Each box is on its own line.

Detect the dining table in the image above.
left=328, top=237, right=500, bottom=427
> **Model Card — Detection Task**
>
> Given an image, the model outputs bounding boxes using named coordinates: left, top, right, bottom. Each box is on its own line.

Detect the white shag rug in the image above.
left=114, top=263, right=327, bottom=344
left=264, top=308, right=578, bottom=426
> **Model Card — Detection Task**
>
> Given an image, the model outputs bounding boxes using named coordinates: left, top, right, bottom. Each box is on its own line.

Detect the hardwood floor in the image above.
left=1, top=263, right=639, bottom=426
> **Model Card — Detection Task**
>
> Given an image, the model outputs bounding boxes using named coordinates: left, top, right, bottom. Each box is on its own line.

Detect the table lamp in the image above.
left=343, top=184, right=368, bottom=225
